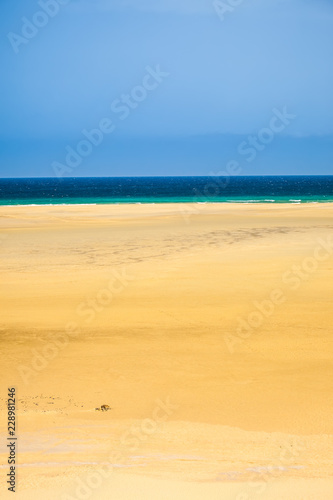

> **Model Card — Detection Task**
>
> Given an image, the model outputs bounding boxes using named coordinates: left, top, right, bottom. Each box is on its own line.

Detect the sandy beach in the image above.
left=0, top=202, right=332, bottom=499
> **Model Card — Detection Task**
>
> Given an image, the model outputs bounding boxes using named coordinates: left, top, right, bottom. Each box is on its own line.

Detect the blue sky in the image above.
left=0, top=0, right=332, bottom=177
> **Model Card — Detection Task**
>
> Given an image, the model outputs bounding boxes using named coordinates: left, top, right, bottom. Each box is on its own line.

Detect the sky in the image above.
left=0, top=0, right=332, bottom=177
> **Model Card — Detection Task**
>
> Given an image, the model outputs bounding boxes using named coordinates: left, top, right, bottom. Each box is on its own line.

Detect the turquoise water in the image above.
left=1, top=177, right=333, bottom=206
left=1, top=196, right=332, bottom=206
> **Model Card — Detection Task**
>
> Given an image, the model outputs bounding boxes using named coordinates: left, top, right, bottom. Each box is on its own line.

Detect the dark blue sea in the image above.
left=0, top=176, right=333, bottom=206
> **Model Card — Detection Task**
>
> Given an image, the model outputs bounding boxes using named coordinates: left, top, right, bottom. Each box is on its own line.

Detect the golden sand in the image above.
left=0, top=203, right=332, bottom=499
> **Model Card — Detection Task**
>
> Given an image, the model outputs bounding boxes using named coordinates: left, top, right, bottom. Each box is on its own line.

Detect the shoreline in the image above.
left=1, top=200, right=333, bottom=207
left=1, top=200, right=333, bottom=209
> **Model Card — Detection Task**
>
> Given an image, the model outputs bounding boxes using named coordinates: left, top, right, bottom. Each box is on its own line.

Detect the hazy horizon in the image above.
left=1, top=0, right=332, bottom=177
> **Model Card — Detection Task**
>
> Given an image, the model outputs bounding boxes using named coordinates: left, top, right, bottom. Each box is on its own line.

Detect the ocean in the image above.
left=0, top=176, right=333, bottom=206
